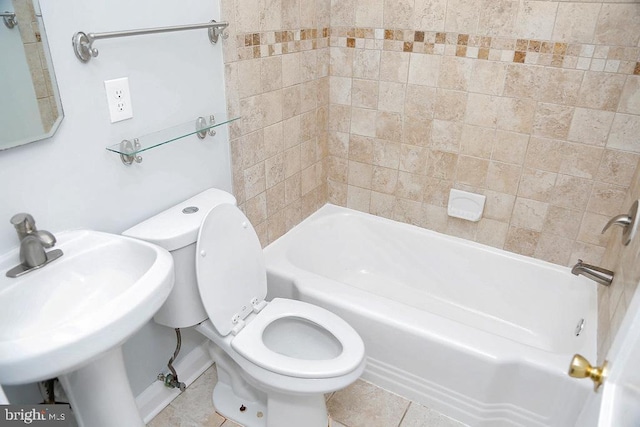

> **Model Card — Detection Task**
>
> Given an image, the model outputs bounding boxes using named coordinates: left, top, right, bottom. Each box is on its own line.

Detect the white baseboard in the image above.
left=136, top=340, right=214, bottom=423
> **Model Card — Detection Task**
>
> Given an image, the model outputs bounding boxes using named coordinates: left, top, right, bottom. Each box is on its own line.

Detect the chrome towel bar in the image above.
left=72, top=19, right=229, bottom=62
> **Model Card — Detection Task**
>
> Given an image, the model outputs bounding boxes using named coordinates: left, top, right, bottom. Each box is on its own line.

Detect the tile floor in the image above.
left=148, top=365, right=467, bottom=427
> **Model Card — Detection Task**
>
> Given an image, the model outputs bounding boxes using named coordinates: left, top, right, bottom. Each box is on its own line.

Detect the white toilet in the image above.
left=124, top=189, right=366, bottom=427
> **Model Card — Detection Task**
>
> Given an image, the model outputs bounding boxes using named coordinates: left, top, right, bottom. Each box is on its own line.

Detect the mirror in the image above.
left=0, top=0, right=63, bottom=151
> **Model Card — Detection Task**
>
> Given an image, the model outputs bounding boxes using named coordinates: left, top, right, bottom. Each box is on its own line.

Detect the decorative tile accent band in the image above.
left=330, top=27, right=640, bottom=76
left=234, top=27, right=330, bottom=60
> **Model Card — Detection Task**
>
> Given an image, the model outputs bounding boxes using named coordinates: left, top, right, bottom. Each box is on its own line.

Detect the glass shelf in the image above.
left=105, top=113, right=240, bottom=157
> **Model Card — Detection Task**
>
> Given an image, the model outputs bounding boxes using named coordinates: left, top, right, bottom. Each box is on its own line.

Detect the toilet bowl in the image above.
left=124, top=189, right=366, bottom=427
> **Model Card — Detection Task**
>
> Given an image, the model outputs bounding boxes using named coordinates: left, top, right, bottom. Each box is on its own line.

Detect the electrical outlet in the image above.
left=104, top=77, right=133, bottom=123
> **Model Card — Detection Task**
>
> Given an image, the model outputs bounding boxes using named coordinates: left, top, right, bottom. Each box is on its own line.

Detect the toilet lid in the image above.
left=196, top=203, right=267, bottom=336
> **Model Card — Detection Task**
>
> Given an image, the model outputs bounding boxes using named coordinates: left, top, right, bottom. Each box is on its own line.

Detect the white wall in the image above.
left=1, top=0, right=230, bottom=399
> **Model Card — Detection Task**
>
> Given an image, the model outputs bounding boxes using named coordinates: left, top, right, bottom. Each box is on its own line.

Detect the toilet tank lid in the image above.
left=122, top=188, right=236, bottom=251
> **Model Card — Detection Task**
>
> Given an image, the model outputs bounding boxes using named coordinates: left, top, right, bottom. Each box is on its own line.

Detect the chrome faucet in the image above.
left=571, top=259, right=613, bottom=287
left=6, top=213, right=63, bottom=278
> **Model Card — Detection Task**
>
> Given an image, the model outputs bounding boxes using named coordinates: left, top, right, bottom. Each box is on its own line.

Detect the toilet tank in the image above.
left=123, top=188, right=236, bottom=328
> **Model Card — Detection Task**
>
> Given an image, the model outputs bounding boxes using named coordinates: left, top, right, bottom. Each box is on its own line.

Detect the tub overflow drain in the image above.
left=575, top=318, right=585, bottom=336
left=239, top=405, right=246, bottom=412
left=182, top=206, right=199, bottom=214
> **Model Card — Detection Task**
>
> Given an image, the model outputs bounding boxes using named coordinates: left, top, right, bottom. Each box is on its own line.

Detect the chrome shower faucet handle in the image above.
left=601, top=200, right=639, bottom=246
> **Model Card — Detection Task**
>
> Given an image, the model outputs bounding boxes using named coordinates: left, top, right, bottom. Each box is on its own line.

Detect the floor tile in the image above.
left=148, top=404, right=205, bottom=427
left=149, top=366, right=466, bottom=427
left=150, top=367, right=225, bottom=427
left=399, top=402, right=468, bottom=427
left=326, top=379, right=410, bottom=427
left=171, top=367, right=224, bottom=425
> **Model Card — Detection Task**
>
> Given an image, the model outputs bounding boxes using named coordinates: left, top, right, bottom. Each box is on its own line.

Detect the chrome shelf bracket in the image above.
left=120, top=139, right=143, bottom=166
left=72, top=19, right=229, bottom=63
left=196, top=115, right=216, bottom=139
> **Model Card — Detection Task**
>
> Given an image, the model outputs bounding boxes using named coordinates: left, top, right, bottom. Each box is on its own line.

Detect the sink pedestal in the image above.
left=58, top=347, right=144, bottom=427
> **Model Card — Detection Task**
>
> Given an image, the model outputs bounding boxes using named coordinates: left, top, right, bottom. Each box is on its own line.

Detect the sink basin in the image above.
left=0, top=230, right=174, bottom=385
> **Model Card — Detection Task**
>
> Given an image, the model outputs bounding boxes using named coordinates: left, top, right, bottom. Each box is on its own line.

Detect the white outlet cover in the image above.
left=104, top=77, right=133, bottom=123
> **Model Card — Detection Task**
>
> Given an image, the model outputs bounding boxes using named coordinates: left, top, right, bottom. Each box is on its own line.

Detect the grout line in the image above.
left=396, top=401, right=412, bottom=427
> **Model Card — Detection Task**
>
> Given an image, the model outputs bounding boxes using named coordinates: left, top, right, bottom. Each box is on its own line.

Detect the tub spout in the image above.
left=571, top=259, right=613, bottom=287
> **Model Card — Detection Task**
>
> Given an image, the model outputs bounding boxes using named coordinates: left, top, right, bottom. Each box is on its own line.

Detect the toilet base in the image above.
left=203, top=338, right=329, bottom=427
left=266, top=392, right=328, bottom=427
left=212, top=382, right=267, bottom=427
left=212, top=382, right=329, bottom=427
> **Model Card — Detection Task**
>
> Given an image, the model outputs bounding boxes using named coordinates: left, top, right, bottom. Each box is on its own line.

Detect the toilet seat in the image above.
left=231, top=298, right=364, bottom=379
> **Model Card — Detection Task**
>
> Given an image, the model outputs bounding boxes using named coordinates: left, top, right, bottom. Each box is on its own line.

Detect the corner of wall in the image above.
left=222, top=0, right=331, bottom=247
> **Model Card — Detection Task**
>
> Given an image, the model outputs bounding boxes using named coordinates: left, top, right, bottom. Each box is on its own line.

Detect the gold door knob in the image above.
left=568, top=354, right=608, bottom=391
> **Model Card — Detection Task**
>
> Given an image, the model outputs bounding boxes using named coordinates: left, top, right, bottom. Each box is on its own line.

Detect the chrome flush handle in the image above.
left=601, top=200, right=639, bottom=246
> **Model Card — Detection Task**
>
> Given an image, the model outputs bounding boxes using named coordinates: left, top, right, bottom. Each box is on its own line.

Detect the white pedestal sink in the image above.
left=0, top=230, right=174, bottom=427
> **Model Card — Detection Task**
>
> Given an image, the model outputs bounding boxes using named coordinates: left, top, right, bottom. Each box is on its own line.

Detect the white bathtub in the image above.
left=264, top=204, right=597, bottom=427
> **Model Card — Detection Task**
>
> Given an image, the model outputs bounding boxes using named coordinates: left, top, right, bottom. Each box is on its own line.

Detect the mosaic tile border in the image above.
left=232, top=25, right=640, bottom=76
left=235, top=27, right=330, bottom=60
left=330, top=27, right=640, bottom=75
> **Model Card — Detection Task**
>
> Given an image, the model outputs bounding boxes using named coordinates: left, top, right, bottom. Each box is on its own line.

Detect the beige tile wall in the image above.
left=326, top=1, right=640, bottom=267
left=598, top=164, right=640, bottom=361
left=221, top=0, right=640, bottom=364
left=222, top=0, right=331, bottom=246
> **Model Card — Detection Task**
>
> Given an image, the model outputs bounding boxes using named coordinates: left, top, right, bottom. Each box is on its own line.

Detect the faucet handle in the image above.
left=10, top=212, right=35, bottom=228
left=601, top=214, right=632, bottom=233
left=10, top=213, right=36, bottom=240
left=601, top=200, right=638, bottom=246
